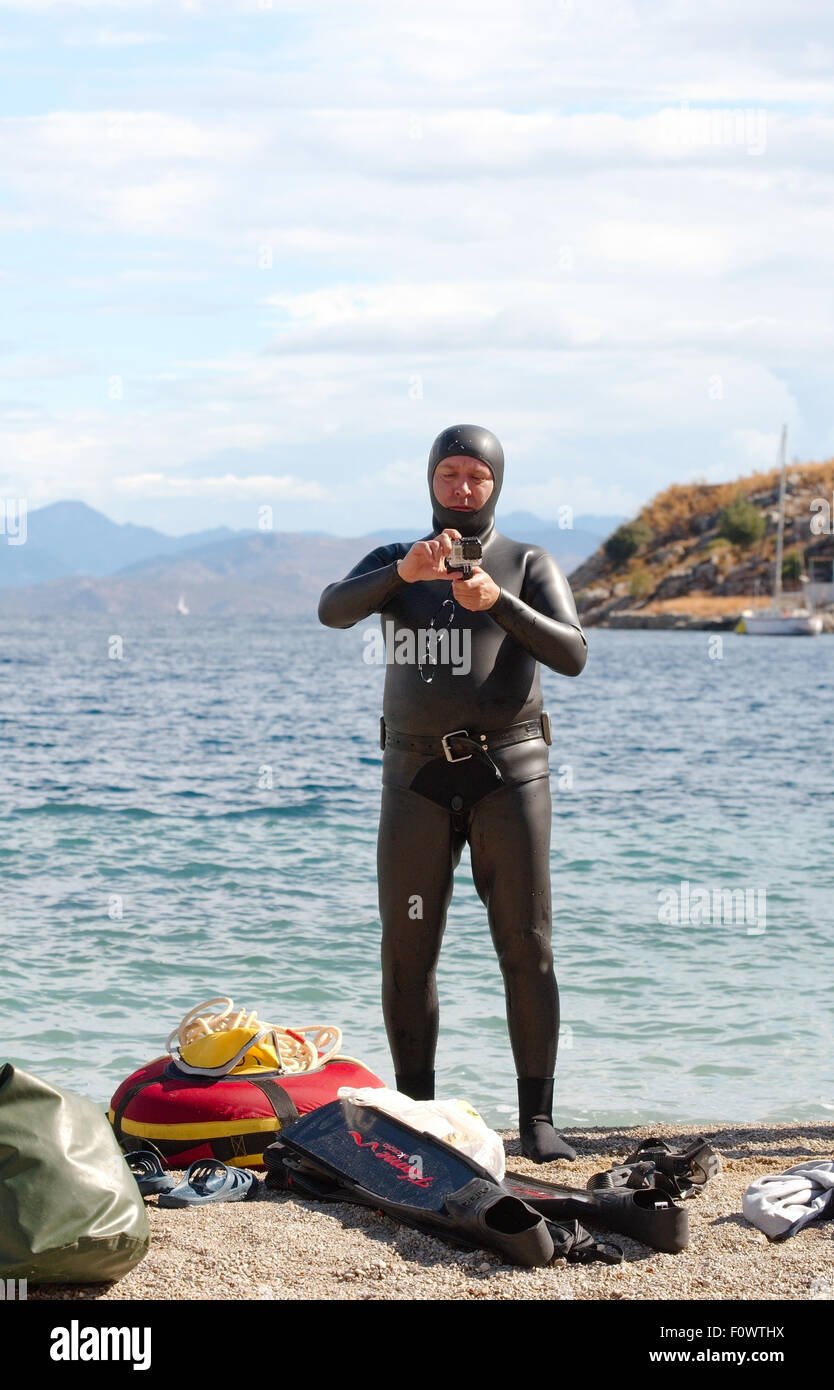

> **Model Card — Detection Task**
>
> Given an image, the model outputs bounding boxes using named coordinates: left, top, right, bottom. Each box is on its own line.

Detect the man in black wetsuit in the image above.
left=318, top=424, right=587, bottom=1162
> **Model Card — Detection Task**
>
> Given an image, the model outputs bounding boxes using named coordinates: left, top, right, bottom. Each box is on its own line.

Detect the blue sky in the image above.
left=1, top=0, right=833, bottom=537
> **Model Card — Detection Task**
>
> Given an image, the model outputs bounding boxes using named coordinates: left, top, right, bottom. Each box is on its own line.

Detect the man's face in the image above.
left=432, top=455, right=494, bottom=514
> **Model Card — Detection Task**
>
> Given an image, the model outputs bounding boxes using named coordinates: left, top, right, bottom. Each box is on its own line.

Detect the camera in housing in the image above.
left=445, top=538, right=482, bottom=579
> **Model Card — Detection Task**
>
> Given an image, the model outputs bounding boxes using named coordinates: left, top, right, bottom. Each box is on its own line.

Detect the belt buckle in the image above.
left=441, top=729, right=472, bottom=763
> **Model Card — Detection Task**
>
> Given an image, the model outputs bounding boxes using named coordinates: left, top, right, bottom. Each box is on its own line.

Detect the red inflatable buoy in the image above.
left=109, top=1055, right=385, bottom=1170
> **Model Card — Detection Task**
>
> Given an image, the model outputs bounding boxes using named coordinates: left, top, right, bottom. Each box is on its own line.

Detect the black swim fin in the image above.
left=502, top=1170, right=690, bottom=1254
left=266, top=1100, right=624, bottom=1266
left=266, top=1099, right=553, bottom=1267
left=267, top=1129, right=621, bottom=1266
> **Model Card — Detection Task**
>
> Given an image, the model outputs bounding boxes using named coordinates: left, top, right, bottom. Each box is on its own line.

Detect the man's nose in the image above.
left=456, top=480, right=472, bottom=495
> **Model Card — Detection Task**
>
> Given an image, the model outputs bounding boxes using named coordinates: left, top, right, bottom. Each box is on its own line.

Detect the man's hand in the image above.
left=451, top=565, right=501, bottom=611
left=396, top=528, right=461, bottom=583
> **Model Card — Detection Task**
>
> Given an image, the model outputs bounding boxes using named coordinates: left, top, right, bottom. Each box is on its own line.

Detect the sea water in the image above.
left=1, top=617, right=832, bottom=1128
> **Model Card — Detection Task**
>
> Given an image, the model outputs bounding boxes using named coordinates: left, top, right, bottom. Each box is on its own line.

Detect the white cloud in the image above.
left=726, top=428, right=787, bottom=470
left=72, top=28, right=166, bottom=47
left=3, top=110, right=261, bottom=167
left=67, top=267, right=212, bottom=290
left=349, top=458, right=427, bottom=499
left=0, top=1, right=212, bottom=9
left=4, top=102, right=834, bottom=303
left=265, top=282, right=498, bottom=348
left=0, top=422, right=115, bottom=476
left=259, top=274, right=834, bottom=358
left=283, top=106, right=787, bottom=177
left=105, top=174, right=219, bottom=233
left=588, top=221, right=732, bottom=274
left=506, top=475, right=644, bottom=519
left=2, top=0, right=834, bottom=531
left=0, top=353, right=86, bottom=378
left=0, top=341, right=801, bottom=512
left=113, top=471, right=325, bottom=498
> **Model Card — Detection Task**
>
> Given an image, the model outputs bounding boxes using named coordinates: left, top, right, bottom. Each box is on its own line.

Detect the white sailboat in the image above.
left=736, top=425, right=823, bottom=636
left=176, top=594, right=190, bottom=616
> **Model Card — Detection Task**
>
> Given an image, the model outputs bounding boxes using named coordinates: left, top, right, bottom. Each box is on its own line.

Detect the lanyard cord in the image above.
left=418, top=589, right=456, bottom=684
left=414, top=588, right=503, bottom=782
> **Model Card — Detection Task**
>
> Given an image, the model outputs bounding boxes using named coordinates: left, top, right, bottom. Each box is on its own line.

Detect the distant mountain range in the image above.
left=0, top=501, right=622, bottom=616
left=0, top=501, right=247, bottom=588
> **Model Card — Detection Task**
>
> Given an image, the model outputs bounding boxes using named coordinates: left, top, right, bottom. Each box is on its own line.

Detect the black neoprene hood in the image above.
left=428, top=423, right=504, bottom=536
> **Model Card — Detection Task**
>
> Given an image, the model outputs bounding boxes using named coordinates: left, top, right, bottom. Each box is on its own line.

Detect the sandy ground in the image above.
left=640, top=595, right=779, bottom=616
left=30, top=1122, right=834, bottom=1302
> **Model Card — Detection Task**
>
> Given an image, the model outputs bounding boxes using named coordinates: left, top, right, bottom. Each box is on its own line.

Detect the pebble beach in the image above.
left=30, top=1122, right=834, bottom=1303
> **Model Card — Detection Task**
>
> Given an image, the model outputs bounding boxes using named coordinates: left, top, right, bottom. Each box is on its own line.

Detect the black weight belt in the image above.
left=381, top=714, right=550, bottom=762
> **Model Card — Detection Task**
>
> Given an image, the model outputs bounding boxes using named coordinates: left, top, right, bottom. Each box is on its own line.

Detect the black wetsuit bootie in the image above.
left=395, top=1071, right=435, bottom=1101
left=518, top=1077, right=576, bottom=1163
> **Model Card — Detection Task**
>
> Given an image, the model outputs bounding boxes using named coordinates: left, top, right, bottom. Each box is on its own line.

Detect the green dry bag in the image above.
left=0, top=1062, right=149, bottom=1283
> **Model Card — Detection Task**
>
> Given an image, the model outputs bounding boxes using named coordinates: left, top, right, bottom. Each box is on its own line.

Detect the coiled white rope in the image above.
left=166, top=997, right=343, bottom=1075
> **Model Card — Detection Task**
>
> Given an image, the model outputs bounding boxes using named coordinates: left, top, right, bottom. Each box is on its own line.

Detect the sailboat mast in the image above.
left=773, top=424, right=787, bottom=602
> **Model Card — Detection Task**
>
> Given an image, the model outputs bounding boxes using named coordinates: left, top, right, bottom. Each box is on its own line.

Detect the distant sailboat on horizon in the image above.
left=176, top=594, right=190, bottom=616
left=736, top=425, right=823, bottom=636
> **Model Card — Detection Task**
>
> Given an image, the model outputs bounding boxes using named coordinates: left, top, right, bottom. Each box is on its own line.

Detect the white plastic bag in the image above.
left=337, top=1086, right=506, bottom=1181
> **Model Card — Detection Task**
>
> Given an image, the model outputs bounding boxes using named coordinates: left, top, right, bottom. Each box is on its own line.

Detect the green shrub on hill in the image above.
left=781, top=548, right=803, bottom=582
left=604, top=519, right=653, bottom=566
left=627, top=565, right=653, bottom=598
left=717, top=495, right=766, bottom=546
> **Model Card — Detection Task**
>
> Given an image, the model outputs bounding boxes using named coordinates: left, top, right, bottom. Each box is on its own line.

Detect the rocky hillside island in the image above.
left=570, top=458, right=834, bottom=630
